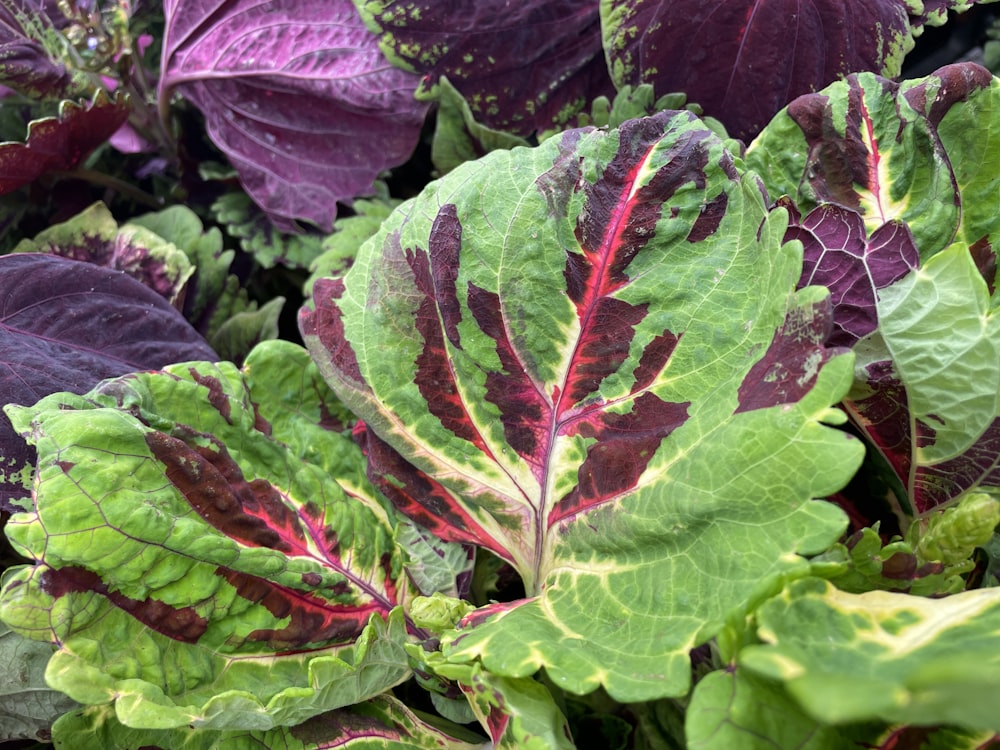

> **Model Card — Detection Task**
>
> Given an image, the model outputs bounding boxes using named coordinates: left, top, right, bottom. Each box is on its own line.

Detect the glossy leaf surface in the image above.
left=160, top=0, right=429, bottom=231
left=0, top=341, right=411, bottom=729
left=303, top=111, right=862, bottom=700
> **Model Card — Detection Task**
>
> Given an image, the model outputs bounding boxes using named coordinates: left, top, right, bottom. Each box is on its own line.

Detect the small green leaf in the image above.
left=0, top=623, right=78, bottom=741
left=686, top=668, right=869, bottom=750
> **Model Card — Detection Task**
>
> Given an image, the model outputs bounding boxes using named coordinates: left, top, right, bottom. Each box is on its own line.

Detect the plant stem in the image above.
left=52, top=168, right=165, bottom=209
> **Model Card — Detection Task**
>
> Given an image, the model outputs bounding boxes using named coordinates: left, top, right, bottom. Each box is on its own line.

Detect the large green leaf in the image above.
left=302, top=111, right=864, bottom=701
left=741, top=577, right=1000, bottom=731
left=48, top=694, right=489, bottom=749
left=0, top=341, right=412, bottom=730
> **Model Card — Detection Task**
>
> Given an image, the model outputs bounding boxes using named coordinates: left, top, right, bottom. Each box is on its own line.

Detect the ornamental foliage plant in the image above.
left=1, top=1, right=1000, bottom=749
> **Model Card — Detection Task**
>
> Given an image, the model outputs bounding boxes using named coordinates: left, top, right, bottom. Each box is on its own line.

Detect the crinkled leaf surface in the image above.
left=302, top=111, right=863, bottom=701
left=783, top=201, right=920, bottom=350
left=601, top=0, right=915, bottom=142
left=160, top=0, right=429, bottom=231
left=749, top=64, right=1000, bottom=514
left=48, top=694, right=488, bottom=750
left=0, top=342, right=413, bottom=729
left=354, top=0, right=613, bottom=136
left=0, top=89, right=129, bottom=195
left=740, top=577, right=1000, bottom=731
left=746, top=63, right=997, bottom=262
left=13, top=201, right=194, bottom=307
left=0, top=253, right=216, bottom=512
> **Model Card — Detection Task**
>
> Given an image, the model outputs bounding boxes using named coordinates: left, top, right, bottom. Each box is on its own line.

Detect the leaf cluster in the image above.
left=1, top=2, right=1000, bottom=749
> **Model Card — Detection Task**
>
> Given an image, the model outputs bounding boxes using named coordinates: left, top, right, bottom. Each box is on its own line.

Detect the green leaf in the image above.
left=304, top=197, right=400, bottom=297
left=211, top=191, right=328, bottom=270
left=0, top=345, right=412, bottom=730
left=303, top=111, right=864, bottom=701
left=431, top=77, right=531, bottom=176
left=0, top=623, right=78, bottom=742
left=741, top=578, right=1000, bottom=731
left=877, top=242, right=1000, bottom=469
left=686, top=668, right=869, bottom=750
left=48, top=694, right=489, bottom=749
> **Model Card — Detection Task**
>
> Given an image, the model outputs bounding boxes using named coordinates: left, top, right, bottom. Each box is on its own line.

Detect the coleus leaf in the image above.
left=48, top=694, right=487, bottom=749
left=686, top=667, right=874, bottom=750
left=12, top=201, right=194, bottom=307
left=0, top=0, right=89, bottom=99
left=0, top=342, right=413, bottom=728
left=302, top=110, right=863, bottom=700
left=0, top=253, right=216, bottom=512
left=353, top=0, right=614, bottom=136
left=740, top=577, right=1000, bottom=731
left=126, top=204, right=281, bottom=362
left=0, top=89, right=129, bottom=195
left=160, top=0, right=430, bottom=231
left=0, top=624, right=78, bottom=742
left=850, top=243, right=1000, bottom=512
left=600, top=0, right=915, bottom=142
left=746, top=62, right=997, bottom=263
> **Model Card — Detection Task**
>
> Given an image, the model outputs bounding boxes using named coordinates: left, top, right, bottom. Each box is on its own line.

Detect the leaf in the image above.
left=601, top=0, right=915, bottom=142
left=210, top=191, right=329, bottom=270
left=782, top=202, right=920, bottom=349
left=0, top=89, right=129, bottom=195
left=0, top=623, right=78, bottom=742
left=0, top=253, right=216, bottom=512
left=304, top=196, right=400, bottom=297
left=354, top=0, right=614, bottom=135
left=160, top=0, right=429, bottom=231
left=0, top=344, right=412, bottom=728
left=686, top=667, right=869, bottom=750
left=0, top=0, right=88, bottom=99
left=128, top=204, right=286, bottom=363
left=740, top=577, right=1000, bottom=731
left=848, top=243, right=1000, bottom=512
left=746, top=63, right=996, bottom=260
left=302, top=111, right=863, bottom=701
left=13, top=201, right=194, bottom=307
left=47, top=694, right=489, bottom=749
left=430, top=77, right=531, bottom=176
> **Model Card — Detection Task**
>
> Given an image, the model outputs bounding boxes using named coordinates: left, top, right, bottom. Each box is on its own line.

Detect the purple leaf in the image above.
left=0, top=90, right=129, bottom=195
left=784, top=201, right=919, bottom=348
left=356, top=0, right=614, bottom=136
left=160, top=0, right=430, bottom=231
left=0, top=254, right=216, bottom=511
left=602, top=0, right=914, bottom=141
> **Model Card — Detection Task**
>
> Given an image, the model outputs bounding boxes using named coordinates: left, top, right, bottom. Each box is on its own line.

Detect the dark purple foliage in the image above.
left=159, top=0, right=430, bottom=231
left=0, top=90, right=129, bottom=195
left=0, top=254, right=217, bottom=511
left=603, top=0, right=913, bottom=141
left=358, top=0, right=614, bottom=136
